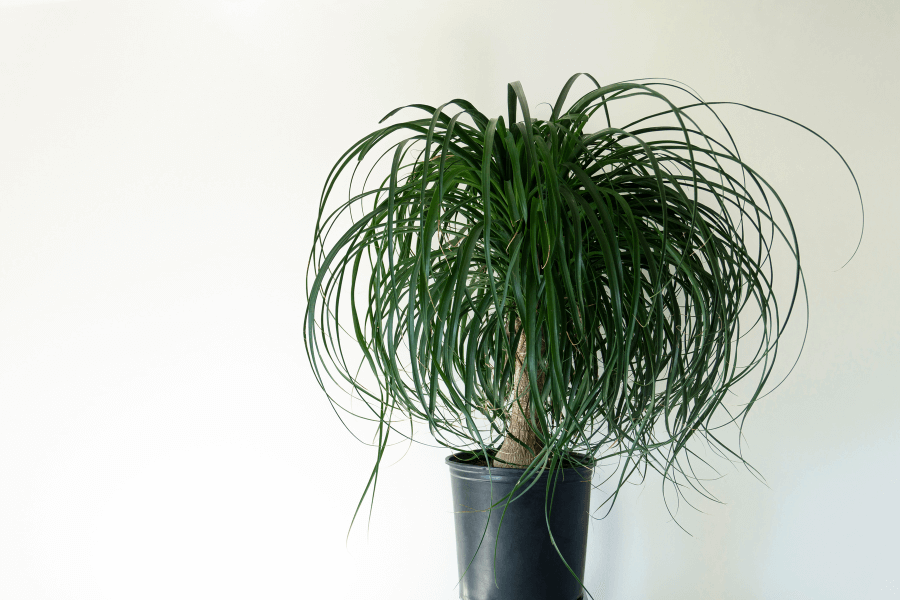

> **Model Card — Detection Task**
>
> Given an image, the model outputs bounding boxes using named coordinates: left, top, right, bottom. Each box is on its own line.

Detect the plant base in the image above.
left=446, top=451, right=593, bottom=600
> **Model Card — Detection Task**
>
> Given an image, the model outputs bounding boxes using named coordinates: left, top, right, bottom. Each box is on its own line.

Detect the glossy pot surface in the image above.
left=446, top=452, right=593, bottom=600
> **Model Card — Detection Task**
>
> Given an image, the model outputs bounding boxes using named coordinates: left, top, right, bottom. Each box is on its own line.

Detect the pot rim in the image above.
left=446, top=450, right=594, bottom=484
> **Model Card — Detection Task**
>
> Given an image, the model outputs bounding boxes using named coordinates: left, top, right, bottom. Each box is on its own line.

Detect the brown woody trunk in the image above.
left=493, top=318, right=546, bottom=468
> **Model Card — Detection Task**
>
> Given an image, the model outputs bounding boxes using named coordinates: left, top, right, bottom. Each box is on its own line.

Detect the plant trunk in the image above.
left=494, top=318, right=546, bottom=469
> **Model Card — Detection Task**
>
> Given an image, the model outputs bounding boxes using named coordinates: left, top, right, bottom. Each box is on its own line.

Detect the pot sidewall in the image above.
left=447, top=452, right=593, bottom=600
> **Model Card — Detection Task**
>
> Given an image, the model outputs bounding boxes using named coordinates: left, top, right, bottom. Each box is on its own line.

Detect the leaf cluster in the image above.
left=305, top=74, right=860, bottom=520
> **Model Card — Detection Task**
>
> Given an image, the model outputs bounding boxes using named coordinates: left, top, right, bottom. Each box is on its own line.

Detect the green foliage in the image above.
left=304, top=74, right=860, bottom=524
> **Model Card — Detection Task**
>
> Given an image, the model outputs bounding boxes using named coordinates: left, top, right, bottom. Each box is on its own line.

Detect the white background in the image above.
left=1, top=1, right=898, bottom=599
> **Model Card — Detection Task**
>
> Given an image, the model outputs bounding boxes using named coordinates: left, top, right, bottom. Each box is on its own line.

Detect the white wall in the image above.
left=1, top=1, right=897, bottom=598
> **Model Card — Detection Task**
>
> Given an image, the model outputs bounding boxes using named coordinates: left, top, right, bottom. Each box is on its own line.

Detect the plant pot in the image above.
left=446, top=451, right=594, bottom=600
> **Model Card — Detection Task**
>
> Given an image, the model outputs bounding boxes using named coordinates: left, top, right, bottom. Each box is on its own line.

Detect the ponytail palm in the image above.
left=305, top=74, right=860, bottom=521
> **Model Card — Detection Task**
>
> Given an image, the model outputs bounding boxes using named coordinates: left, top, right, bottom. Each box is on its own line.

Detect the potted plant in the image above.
left=304, top=74, right=860, bottom=600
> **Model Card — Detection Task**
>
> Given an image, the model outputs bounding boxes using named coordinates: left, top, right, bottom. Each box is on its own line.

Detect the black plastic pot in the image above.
left=446, top=451, right=594, bottom=600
